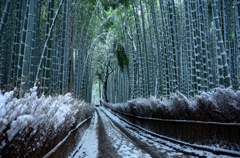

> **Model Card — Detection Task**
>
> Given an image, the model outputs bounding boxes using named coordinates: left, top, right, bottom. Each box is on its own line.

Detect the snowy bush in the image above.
left=0, top=87, right=95, bottom=157
left=195, top=88, right=240, bottom=122
left=103, top=88, right=240, bottom=123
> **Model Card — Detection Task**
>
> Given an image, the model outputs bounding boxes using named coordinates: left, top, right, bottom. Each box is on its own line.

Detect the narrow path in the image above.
left=69, top=112, right=99, bottom=158
left=99, top=108, right=172, bottom=158
left=96, top=110, right=121, bottom=158
left=99, top=108, right=191, bottom=158
left=68, top=107, right=238, bottom=158
left=69, top=109, right=151, bottom=158
left=97, top=108, right=151, bottom=158
left=69, top=107, right=190, bottom=158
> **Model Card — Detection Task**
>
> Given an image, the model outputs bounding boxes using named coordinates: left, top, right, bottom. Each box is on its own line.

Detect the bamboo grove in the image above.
left=1, top=0, right=240, bottom=103
left=107, top=0, right=240, bottom=103
left=0, top=0, right=99, bottom=102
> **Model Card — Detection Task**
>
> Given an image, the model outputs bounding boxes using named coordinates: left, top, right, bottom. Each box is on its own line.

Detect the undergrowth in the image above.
left=0, top=87, right=95, bottom=157
left=103, top=88, right=240, bottom=123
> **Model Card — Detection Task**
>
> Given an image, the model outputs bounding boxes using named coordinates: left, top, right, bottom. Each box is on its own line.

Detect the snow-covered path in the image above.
left=69, top=107, right=190, bottom=158
left=97, top=108, right=151, bottom=158
left=69, top=108, right=151, bottom=158
left=98, top=107, right=189, bottom=158
left=69, top=112, right=99, bottom=158
left=67, top=106, right=239, bottom=158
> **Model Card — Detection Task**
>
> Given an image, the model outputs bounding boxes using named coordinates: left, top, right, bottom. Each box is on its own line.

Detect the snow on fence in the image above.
left=43, top=117, right=91, bottom=158
left=115, top=110, right=240, bottom=152
left=102, top=88, right=240, bottom=152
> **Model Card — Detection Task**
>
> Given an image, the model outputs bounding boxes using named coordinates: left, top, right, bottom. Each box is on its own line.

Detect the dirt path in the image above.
left=97, top=109, right=151, bottom=158
left=69, top=112, right=99, bottom=158
left=69, top=108, right=189, bottom=158
left=96, top=110, right=121, bottom=158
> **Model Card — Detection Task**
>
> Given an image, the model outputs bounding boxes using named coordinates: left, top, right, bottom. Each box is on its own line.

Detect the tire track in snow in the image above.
left=96, top=110, right=121, bottom=158
left=100, top=107, right=190, bottom=158
left=97, top=108, right=152, bottom=158
left=69, top=112, right=98, bottom=158
left=70, top=108, right=186, bottom=158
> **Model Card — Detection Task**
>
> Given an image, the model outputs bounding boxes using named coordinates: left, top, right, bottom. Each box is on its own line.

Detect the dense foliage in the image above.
left=114, top=42, right=129, bottom=72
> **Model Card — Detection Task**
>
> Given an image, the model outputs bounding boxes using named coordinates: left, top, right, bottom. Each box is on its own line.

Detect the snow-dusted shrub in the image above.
left=169, top=92, right=193, bottom=119
left=103, top=88, right=240, bottom=123
left=0, top=87, right=95, bottom=157
left=147, top=96, right=169, bottom=119
left=195, top=88, right=240, bottom=122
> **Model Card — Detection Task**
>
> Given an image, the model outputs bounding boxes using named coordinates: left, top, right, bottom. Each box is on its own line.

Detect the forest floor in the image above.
left=61, top=106, right=239, bottom=158
left=66, top=107, right=198, bottom=158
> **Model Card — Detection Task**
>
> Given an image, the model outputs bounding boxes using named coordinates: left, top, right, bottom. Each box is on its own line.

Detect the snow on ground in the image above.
left=70, top=109, right=151, bottom=158
left=101, top=107, right=184, bottom=157
left=101, top=107, right=237, bottom=158
left=98, top=109, right=151, bottom=158
left=69, top=112, right=99, bottom=158
left=0, top=87, right=94, bottom=156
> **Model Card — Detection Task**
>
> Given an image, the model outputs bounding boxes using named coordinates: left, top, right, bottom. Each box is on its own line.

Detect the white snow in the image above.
left=101, top=107, right=239, bottom=158
left=104, top=88, right=240, bottom=124
left=98, top=109, right=151, bottom=158
left=7, top=114, right=34, bottom=141
left=69, top=112, right=99, bottom=158
left=0, top=91, right=14, bottom=117
left=0, top=87, right=94, bottom=152
left=1, top=86, right=240, bottom=157
left=43, top=117, right=91, bottom=158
